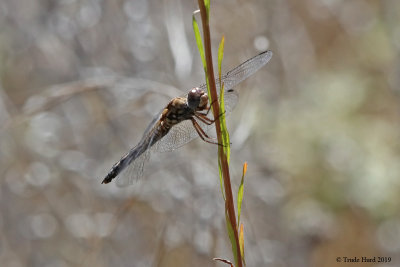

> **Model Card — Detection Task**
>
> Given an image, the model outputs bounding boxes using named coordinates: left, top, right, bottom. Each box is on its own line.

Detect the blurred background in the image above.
left=1, top=0, right=400, bottom=266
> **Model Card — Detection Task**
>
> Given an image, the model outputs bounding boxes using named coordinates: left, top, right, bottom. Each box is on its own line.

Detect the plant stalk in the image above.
left=196, top=1, right=242, bottom=266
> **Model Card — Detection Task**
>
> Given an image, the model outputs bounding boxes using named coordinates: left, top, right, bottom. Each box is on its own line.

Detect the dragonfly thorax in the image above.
left=187, top=87, right=208, bottom=110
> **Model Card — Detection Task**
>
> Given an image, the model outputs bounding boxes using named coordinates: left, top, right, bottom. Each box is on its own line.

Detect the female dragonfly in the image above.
left=102, top=51, right=272, bottom=186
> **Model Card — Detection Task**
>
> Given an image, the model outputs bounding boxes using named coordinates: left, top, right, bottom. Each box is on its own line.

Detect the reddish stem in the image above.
left=196, top=1, right=242, bottom=266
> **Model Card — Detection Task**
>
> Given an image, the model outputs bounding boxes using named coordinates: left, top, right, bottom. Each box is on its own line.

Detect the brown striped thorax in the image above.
left=160, top=88, right=208, bottom=129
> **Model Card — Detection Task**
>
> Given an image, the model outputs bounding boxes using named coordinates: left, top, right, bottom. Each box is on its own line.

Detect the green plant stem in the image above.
left=196, top=1, right=242, bottom=266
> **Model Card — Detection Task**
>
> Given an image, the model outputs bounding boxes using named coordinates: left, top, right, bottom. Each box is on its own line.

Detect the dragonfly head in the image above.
left=187, top=87, right=208, bottom=110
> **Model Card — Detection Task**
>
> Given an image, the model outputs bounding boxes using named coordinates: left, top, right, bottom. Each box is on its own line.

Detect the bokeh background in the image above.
left=1, top=0, right=400, bottom=266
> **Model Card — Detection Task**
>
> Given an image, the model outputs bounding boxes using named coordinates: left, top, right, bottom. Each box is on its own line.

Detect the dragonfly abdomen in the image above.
left=101, top=145, right=143, bottom=184
left=101, top=123, right=169, bottom=184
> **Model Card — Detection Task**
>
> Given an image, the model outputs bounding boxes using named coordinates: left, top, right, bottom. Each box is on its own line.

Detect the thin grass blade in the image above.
left=225, top=207, right=239, bottom=266
left=237, top=162, right=247, bottom=224
left=239, top=223, right=245, bottom=263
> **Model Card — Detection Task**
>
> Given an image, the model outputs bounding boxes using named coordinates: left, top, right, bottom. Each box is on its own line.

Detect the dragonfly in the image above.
left=102, top=50, right=273, bottom=186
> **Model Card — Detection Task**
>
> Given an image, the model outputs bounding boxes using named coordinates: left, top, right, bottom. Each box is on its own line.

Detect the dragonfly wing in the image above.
left=220, top=51, right=272, bottom=91
left=221, top=89, right=238, bottom=115
left=153, top=120, right=198, bottom=152
left=112, top=112, right=163, bottom=187
left=115, top=146, right=151, bottom=187
left=199, top=50, right=273, bottom=93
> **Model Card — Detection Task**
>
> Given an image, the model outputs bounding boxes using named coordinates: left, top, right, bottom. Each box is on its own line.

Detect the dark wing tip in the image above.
left=258, top=50, right=273, bottom=63
left=261, top=50, right=273, bottom=56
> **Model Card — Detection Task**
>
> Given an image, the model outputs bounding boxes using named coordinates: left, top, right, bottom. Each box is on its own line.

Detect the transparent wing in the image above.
left=199, top=50, right=273, bottom=93
left=115, top=146, right=151, bottom=187
left=112, top=114, right=163, bottom=187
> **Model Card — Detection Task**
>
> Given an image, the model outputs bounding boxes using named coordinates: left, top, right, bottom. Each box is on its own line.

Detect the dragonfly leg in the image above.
left=194, top=113, right=214, bottom=125
left=195, top=99, right=216, bottom=117
left=191, top=118, right=224, bottom=146
left=204, top=99, right=217, bottom=116
left=194, top=110, right=226, bottom=125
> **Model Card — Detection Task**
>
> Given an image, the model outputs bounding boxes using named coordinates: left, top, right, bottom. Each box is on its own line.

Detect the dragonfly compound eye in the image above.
left=199, top=93, right=208, bottom=108
left=187, top=88, right=203, bottom=109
